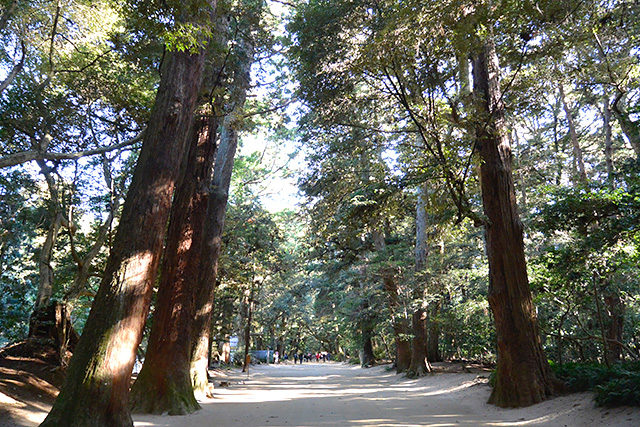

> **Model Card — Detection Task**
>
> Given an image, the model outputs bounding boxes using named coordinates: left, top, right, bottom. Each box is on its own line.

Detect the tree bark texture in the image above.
left=40, top=48, right=206, bottom=427
left=361, top=323, right=375, bottom=367
left=129, top=101, right=220, bottom=414
left=190, top=27, right=253, bottom=394
left=473, top=40, right=560, bottom=408
left=409, top=183, right=434, bottom=375
left=407, top=307, right=431, bottom=377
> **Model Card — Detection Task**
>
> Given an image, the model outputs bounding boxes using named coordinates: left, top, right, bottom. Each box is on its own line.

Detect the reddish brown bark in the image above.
left=473, top=40, right=561, bottom=408
left=129, top=107, right=219, bottom=414
left=40, top=46, right=207, bottom=427
left=407, top=307, right=431, bottom=377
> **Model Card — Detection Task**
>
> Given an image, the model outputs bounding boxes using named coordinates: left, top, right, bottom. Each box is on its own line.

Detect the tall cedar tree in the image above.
left=190, top=24, right=254, bottom=393
left=472, top=39, right=561, bottom=407
left=39, top=12, right=211, bottom=427
left=128, top=79, right=220, bottom=414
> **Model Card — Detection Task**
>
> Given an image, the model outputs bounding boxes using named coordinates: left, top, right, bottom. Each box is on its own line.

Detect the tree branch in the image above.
left=0, top=131, right=144, bottom=169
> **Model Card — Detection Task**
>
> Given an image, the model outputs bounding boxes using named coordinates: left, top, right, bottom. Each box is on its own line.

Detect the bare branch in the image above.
left=0, top=42, right=25, bottom=95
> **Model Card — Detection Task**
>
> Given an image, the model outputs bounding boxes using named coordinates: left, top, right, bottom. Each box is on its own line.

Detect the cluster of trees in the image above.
left=285, top=0, right=640, bottom=408
left=1, top=0, right=640, bottom=424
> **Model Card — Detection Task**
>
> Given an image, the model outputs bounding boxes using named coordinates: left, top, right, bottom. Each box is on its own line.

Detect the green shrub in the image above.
left=551, top=362, right=613, bottom=392
left=551, top=361, right=640, bottom=407
left=595, top=374, right=640, bottom=407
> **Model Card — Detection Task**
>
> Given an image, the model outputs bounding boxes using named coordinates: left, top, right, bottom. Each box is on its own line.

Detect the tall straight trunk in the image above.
left=40, top=45, right=207, bottom=427
left=604, top=292, right=624, bottom=362
left=241, top=285, right=255, bottom=373
left=361, top=321, right=375, bottom=367
left=558, top=83, right=588, bottom=184
left=129, top=102, right=220, bottom=413
left=373, top=230, right=411, bottom=372
left=408, top=183, right=432, bottom=377
left=603, top=97, right=614, bottom=189
left=472, top=39, right=560, bottom=408
left=190, top=29, right=254, bottom=394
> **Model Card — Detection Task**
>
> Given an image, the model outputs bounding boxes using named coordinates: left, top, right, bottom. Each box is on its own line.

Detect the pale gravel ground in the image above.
left=4, top=362, right=640, bottom=426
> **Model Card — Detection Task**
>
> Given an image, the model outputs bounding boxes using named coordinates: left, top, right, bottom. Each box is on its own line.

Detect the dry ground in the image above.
left=2, top=354, right=640, bottom=427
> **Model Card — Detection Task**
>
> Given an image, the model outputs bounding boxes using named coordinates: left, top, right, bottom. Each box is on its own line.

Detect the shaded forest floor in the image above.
left=2, top=345, right=640, bottom=426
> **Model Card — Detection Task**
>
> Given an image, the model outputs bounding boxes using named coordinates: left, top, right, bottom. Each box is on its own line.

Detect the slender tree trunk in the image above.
left=612, top=93, right=640, bottom=160
left=408, top=183, right=432, bottom=376
left=604, top=292, right=624, bottom=363
left=66, top=156, right=123, bottom=300
left=242, top=285, right=255, bottom=373
left=472, top=39, right=561, bottom=408
left=40, top=44, right=207, bottom=427
left=189, top=123, right=239, bottom=394
left=603, top=97, right=614, bottom=189
left=129, top=94, right=220, bottom=413
left=558, top=83, right=588, bottom=184
left=35, top=211, right=66, bottom=309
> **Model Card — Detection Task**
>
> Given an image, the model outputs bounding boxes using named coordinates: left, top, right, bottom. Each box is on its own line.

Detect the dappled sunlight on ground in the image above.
left=131, top=362, right=640, bottom=427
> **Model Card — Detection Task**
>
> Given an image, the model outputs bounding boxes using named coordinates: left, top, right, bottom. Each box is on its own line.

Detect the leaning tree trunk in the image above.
left=129, top=97, right=220, bottom=414
left=472, top=39, right=561, bottom=408
left=558, top=83, right=588, bottom=184
left=190, top=25, right=253, bottom=395
left=40, top=44, right=207, bottom=427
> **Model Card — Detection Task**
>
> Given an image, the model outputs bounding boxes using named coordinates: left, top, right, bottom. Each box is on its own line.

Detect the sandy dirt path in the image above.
left=133, top=362, right=639, bottom=427
left=4, top=361, right=640, bottom=426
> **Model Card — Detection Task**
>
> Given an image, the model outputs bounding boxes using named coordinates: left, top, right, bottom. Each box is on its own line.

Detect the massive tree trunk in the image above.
left=190, top=28, right=253, bottom=395
left=129, top=95, right=220, bottom=413
left=40, top=44, right=207, bottom=427
left=472, top=39, right=560, bottom=408
left=360, top=321, right=375, bottom=367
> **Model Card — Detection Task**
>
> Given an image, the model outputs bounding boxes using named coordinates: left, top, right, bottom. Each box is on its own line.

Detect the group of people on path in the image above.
left=292, top=351, right=331, bottom=364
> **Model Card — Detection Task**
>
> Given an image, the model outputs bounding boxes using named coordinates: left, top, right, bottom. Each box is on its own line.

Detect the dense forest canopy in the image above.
left=1, top=0, right=640, bottom=423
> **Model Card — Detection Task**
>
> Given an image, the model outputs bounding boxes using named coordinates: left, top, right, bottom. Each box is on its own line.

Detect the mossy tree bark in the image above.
left=39, top=45, right=207, bottom=427
left=472, top=39, right=561, bottom=408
